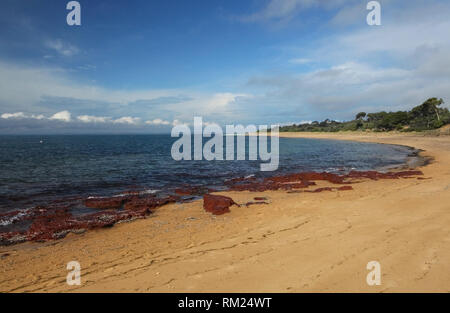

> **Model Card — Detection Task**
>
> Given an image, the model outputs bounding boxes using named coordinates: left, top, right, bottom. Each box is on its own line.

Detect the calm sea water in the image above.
left=0, top=135, right=415, bottom=214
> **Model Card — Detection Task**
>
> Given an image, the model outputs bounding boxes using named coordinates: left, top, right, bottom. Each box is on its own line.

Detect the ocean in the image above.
left=0, top=134, right=416, bottom=217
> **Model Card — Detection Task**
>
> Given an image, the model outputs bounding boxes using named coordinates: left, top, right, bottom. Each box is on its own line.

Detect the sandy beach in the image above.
left=0, top=132, right=449, bottom=293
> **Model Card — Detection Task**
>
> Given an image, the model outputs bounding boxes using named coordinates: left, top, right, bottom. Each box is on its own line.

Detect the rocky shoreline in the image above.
left=0, top=169, right=424, bottom=246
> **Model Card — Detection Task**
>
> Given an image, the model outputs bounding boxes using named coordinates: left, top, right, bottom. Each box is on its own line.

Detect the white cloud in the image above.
left=77, top=115, right=110, bottom=123
left=50, top=110, right=71, bottom=122
left=145, top=118, right=170, bottom=125
left=1, top=112, right=27, bottom=119
left=45, top=39, right=79, bottom=57
left=198, top=93, right=252, bottom=117
left=1, top=111, right=176, bottom=129
left=248, top=58, right=450, bottom=122
left=0, top=61, right=246, bottom=125
left=208, top=93, right=240, bottom=108
left=1, top=112, right=45, bottom=120
left=31, top=114, right=46, bottom=120
left=113, top=116, right=141, bottom=125
left=244, top=1, right=450, bottom=122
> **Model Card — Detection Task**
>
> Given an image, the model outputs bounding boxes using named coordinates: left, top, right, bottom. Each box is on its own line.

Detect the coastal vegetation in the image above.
left=279, top=98, right=450, bottom=132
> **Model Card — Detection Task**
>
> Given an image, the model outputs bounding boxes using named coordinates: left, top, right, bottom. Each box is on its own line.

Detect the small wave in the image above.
left=325, top=167, right=349, bottom=173
left=0, top=209, right=31, bottom=226
left=224, top=174, right=255, bottom=183
left=87, top=189, right=160, bottom=200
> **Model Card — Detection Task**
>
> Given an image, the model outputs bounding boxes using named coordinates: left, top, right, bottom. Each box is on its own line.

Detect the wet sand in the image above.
left=1, top=132, right=449, bottom=292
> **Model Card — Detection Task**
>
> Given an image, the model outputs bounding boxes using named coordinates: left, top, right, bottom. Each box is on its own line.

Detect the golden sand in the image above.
left=1, top=132, right=449, bottom=292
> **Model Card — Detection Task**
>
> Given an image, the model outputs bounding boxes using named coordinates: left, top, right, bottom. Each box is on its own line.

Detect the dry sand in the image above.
left=0, top=132, right=449, bottom=293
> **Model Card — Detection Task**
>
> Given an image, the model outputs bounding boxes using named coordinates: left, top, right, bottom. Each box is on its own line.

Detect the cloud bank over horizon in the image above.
left=1, top=0, right=450, bottom=134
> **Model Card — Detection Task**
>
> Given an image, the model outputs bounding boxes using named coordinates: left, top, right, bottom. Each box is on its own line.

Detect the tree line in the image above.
left=279, top=98, right=449, bottom=132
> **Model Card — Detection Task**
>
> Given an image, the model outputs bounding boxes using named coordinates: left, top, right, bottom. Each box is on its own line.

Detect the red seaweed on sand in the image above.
left=0, top=169, right=423, bottom=245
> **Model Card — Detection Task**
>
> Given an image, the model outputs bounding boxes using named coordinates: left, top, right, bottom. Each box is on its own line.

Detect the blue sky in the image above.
left=1, top=0, right=450, bottom=133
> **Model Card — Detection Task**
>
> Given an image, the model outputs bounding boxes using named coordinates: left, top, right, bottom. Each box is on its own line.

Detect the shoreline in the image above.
left=277, top=132, right=432, bottom=171
left=0, top=135, right=419, bottom=245
left=1, top=132, right=449, bottom=292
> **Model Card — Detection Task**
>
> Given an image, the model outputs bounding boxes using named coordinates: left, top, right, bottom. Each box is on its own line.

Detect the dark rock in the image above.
left=245, top=201, right=269, bottom=207
left=203, top=194, right=237, bottom=215
left=254, top=197, right=268, bottom=201
left=306, top=187, right=334, bottom=193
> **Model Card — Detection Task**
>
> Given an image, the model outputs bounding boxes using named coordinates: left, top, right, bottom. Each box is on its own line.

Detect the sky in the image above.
left=1, top=0, right=450, bottom=134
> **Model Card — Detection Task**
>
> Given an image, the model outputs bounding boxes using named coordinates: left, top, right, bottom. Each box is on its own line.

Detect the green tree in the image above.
left=412, top=98, right=443, bottom=120
left=410, top=98, right=445, bottom=129
left=356, top=112, right=367, bottom=120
